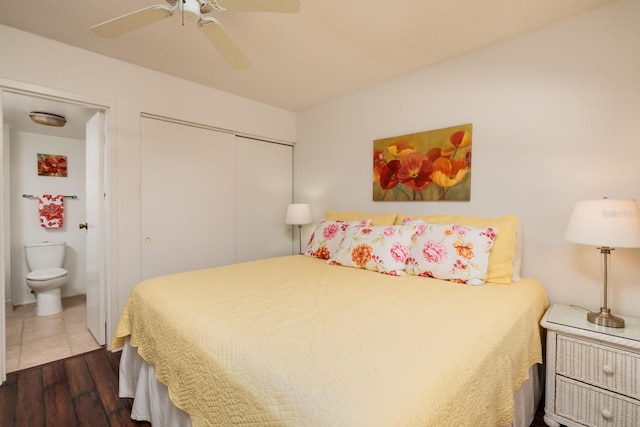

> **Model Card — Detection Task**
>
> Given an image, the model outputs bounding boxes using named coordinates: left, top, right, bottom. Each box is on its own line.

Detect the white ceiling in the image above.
left=2, top=92, right=98, bottom=140
left=0, top=0, right=619, bottom=115
left=0, top=0, right=620, bottom=140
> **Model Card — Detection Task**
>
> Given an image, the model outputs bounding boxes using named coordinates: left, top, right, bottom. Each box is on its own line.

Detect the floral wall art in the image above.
left=373, top=124, right=472, bottom=201
left=37, top=153, right=68, bottom=177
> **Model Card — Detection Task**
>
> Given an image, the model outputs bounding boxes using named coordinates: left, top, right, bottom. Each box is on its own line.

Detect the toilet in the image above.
left=24, top=241, right=69, bottom=316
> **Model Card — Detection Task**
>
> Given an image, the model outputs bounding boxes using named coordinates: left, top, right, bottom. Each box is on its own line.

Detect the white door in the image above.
left=0, top=91, right=6, bottom=383
left=85, top=111, right=106, bottom=345
left=140, top=117, right=236, bottom=280
left=235, top=137, right=293, bottom=262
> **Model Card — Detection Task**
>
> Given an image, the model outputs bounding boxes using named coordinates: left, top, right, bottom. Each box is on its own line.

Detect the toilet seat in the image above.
left=26, top=267, right=68, bottom=281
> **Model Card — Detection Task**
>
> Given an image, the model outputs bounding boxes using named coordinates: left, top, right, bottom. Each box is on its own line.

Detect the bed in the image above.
left=112, top=212, right=549, bottom=427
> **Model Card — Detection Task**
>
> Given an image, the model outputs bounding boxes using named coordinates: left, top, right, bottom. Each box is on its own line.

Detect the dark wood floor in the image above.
left=0, top=348, right=149, bottom=427
left=531, top=400, right=547, bottom=427
left=1, top=348, right=548, bottom=426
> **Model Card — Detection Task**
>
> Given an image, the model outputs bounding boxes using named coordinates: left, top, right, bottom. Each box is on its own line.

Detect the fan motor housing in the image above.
left=165, top=0, right=214, bottom=14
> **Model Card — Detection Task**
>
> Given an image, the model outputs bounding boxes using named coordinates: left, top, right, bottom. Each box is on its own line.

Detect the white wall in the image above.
left=296, top=0, right=640, bottom=317
left=0, top=24, right=296, bottom=341
left=9, top=131, right=86, bottom=304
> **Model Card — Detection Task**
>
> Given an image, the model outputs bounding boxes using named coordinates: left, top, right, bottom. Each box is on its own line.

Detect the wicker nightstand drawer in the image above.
left=557, top=335, right=640, bottom=400
left=556, top=376, right=640, bottom=426
left=542, top=305, right=640, bottom=427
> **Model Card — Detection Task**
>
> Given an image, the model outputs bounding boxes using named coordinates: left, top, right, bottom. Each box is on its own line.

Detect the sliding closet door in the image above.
left=140, top=117, right=236, bottom=280
left=235, top=137, right=293, bottom=262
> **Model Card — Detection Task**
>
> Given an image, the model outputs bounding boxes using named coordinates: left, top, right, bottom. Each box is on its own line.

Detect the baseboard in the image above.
left=5, top=299, right=13, bottom=313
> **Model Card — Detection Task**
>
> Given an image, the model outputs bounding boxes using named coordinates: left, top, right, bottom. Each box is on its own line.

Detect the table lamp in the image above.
left=286, top=203, right=312, bottom=254
left=565, top=197, right=640, bottom=328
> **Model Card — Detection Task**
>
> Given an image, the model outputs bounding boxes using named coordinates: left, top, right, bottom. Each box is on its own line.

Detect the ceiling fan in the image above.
left=91, top=0, right=300, bottom=69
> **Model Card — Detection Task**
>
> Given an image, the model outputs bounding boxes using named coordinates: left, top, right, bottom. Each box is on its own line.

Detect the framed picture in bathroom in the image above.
left=37, top=153, right=68, bottom=177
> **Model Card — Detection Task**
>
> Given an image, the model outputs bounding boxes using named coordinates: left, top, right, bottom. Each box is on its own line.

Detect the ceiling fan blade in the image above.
left=216, top=0, right=300, bottom=13
left=91, top=5, right=174, bottom=38
left=200, top=18, right=250, bottom=69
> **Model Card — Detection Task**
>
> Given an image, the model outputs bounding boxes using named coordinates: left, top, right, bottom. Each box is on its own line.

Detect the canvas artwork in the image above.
left=373, top=123, right=472, bottom=201
left=37, top=153, right=68, bottom=177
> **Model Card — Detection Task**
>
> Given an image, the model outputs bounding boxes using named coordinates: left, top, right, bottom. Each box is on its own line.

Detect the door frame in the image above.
left=0, top=78, right=117, bottom=383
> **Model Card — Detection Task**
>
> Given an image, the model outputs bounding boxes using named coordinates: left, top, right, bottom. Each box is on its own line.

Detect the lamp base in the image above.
left=587, top=308, right=625, bottom=328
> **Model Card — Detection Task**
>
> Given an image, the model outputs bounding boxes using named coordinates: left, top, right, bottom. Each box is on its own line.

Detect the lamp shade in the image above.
left=285, top=203, right=312, bottom=225
left=565, top=198, right=640, bottom=248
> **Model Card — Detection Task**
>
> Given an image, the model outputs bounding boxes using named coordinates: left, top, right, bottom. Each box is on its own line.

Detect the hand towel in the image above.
left=39, top=194, right=64, bottom=228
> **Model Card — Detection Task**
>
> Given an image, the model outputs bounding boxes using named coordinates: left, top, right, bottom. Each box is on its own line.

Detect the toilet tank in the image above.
left=24, top=241, right=66, bottom=271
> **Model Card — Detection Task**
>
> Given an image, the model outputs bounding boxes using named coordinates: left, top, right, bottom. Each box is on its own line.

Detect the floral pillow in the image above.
left=329, top=225, right=416, bottom=276
left=399, top=214, right=516, bottom=284
left=405, top=222, right=497, bottom=285
left=305, top=219, right=372, bottom=260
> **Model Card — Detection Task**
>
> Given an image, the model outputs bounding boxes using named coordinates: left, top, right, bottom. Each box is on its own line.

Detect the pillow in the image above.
left=329, top=225, right=415, bottom=275
left=305, top=219, right=372, bottom=260
left=511, top=222, right=523, bottom=282
left=324, top=210, right=398, bottom=226
left=399, top=214, right=518, bottom=284
left=405, top=222, right=497, bottom=285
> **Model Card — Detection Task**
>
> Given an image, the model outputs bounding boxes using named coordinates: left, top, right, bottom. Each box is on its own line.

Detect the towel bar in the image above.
left=22, top=194, right=78, bottom=199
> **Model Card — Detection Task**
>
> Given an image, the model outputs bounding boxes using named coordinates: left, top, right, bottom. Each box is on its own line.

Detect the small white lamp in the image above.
left=286, top=203, right=312, bottom=254
left=565, top=197, right=640, bottom=328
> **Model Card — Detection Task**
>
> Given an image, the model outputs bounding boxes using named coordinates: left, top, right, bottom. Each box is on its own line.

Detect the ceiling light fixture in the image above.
left=29, top=111, right=67, bottom=127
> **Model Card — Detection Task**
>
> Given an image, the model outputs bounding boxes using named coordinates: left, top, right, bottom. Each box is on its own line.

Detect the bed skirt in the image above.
left=118, top=338, right=542, bottom=427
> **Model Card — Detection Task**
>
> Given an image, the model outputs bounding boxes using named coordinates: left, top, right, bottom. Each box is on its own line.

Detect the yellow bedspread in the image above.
left=112, top=255, right=548, bottom=427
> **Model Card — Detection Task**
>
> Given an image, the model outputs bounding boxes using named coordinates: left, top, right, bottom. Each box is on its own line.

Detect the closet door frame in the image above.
left=140, top=115, right=295, bottom=279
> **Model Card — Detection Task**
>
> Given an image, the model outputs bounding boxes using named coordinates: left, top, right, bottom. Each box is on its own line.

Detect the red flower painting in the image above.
left=37, top=153, right=68, bottom=177
left=373, top=124, right=472, bottom=201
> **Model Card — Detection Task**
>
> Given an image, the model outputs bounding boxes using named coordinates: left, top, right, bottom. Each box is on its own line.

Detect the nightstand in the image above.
left=541, top=304, right=640, bottom=426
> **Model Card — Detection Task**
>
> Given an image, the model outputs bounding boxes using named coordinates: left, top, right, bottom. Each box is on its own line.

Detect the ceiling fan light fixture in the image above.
left=182, top=0, right=203, bottom=17
left=29, top=111, right=67, bottom=127
left=91, top=0, right=300, bottom=68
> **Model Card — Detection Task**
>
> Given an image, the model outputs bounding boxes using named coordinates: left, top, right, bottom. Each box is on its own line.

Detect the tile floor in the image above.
left=5, top=294, right=102, bottom=373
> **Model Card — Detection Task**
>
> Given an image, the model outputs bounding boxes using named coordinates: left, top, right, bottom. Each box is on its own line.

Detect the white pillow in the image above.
left=305, top=219, right=372, bottom=260
left=405, top=222, right=497, bottom=285
left=329, top=225, right=416, bottom=276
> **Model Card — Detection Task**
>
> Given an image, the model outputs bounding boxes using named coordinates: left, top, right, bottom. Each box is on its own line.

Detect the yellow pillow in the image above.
left=324, top=210, right=398, bottom=226
left=398, top=214, right=518, bottom=284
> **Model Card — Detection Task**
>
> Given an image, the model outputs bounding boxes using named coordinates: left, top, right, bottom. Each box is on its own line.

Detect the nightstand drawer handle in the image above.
left=601, top=408, right=613, bottom=420
left=602, top=364, right=615, bottom=375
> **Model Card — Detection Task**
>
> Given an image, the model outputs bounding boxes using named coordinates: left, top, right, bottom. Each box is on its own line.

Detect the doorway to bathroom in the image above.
left=0, top=84, right=110, bottom=380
